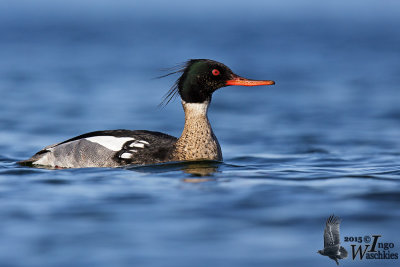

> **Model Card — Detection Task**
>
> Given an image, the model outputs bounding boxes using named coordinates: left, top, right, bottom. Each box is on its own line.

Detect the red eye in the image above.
left=212, top=69, right=220, bottom=76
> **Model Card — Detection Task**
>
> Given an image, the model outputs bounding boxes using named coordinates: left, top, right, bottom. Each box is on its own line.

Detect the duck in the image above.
left=19, top=59, right=275, bottom=168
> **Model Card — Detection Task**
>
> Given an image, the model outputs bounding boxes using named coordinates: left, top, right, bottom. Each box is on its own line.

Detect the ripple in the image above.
left=103, top=192, right=155, bottom=204
left=1, top=11, right=400, bottom=266
left=34, top=178, right=71, bottom=185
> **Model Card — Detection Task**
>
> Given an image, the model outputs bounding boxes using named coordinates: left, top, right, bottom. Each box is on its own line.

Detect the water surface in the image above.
left=1, top=1, right=399, bottom=266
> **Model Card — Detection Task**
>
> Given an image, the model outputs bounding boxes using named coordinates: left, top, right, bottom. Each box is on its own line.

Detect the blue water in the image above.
left=1, top=1, right=400, bottom=266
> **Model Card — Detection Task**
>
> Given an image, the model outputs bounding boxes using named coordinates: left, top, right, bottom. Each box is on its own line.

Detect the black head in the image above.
left=178, top=59, right=233, bottom=103
left=161, top=59, right=275, bottom=105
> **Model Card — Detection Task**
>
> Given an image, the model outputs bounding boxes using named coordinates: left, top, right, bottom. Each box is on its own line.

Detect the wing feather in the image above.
left=19, top=130, right=178, bottom=167
left=324, top=215, right=342, bottom=248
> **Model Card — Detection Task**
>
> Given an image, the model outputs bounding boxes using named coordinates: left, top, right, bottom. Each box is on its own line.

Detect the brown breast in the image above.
left=171, top=101, right=222, bottom=161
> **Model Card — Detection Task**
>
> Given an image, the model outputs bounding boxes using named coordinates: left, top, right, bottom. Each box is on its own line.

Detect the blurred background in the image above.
left=0, top=1, right=399, bottom=266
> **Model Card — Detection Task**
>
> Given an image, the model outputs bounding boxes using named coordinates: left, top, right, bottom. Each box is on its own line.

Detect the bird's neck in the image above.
left=172, top=100, right=222, bottom=161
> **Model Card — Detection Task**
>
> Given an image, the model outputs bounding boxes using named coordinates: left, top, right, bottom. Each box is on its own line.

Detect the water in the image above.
left=1, top=1, right=400, bottom=266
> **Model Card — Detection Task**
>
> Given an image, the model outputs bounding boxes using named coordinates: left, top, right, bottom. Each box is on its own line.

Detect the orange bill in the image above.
left=226, top=75, right=275, bottom=86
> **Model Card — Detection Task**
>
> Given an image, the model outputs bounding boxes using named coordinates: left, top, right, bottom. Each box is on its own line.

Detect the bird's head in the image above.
left=161, top=59, right=275, bottom=105
left=317, top=250, right=324, bottom=255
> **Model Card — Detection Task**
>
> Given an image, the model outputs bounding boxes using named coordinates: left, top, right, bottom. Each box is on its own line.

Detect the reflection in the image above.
left=19, top=159, right=222, bottom=176
left=182, top=178, right=215, bottom=183
left=180, top=161, right=219, bottom=177
left=126, top=160, right=221, bottom=177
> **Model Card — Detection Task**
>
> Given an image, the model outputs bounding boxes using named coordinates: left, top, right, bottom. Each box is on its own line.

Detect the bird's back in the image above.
left=19, top=130, right=177, bottom=168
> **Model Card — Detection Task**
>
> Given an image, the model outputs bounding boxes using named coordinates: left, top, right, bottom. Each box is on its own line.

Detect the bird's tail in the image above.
left=339, top=246, right=348, bottom=259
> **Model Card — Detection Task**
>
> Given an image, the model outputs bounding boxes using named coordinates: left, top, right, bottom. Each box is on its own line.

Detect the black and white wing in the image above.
left=20, top=130, right=177, bottom=168
left=323, top=215, right=342, bottom=249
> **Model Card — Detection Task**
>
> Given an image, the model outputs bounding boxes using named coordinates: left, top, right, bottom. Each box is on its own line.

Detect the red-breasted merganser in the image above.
left=20, top=59, right=275, bottom=168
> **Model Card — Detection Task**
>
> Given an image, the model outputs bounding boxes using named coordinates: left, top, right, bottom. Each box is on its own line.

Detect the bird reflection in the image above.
left=125, top=160, right=220, bottom=178
left=180, top=161, right=219, bottom=177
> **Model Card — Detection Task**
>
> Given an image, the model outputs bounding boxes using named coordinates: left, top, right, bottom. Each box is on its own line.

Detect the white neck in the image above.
left=181, top=100, right=209, bottom=118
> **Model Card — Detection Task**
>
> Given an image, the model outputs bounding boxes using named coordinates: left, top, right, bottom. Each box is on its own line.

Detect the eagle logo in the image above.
left=318, top=215, right=348, bottom=265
